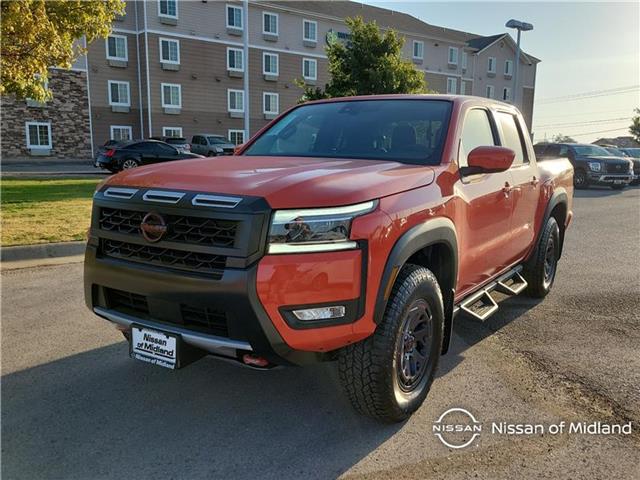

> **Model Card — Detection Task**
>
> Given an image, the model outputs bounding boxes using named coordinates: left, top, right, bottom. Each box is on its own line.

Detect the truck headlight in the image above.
left=588, top=161, right=602, bottom=172
left=268, top=200, right=376, bottom=254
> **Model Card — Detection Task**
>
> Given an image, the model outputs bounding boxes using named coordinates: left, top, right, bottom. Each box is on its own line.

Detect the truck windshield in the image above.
left=243, top=99, right=452, bottom=165
left=572, top=145, right=613, bottom=157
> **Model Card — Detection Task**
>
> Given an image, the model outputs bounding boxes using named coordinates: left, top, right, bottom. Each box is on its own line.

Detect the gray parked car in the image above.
left=150, top=136, right=191, bottom=153
left=191, top=134, right=235, bottom=156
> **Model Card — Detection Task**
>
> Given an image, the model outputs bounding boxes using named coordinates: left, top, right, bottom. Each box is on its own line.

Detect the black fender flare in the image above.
left=527, top=188, right=568, bottom=264
left=374, top=217, right=458, bottom=354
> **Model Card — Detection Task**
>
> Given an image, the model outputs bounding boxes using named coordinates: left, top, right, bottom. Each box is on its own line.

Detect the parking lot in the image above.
left=2, top=186, right=639, bottom=479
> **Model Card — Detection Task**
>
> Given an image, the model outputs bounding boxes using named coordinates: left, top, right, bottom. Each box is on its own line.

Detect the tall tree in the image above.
left=1, top=0, right=125, bottom=101
left=630, top=108, right=640, bottom=143
left=299, top=16, right=427, bottom=102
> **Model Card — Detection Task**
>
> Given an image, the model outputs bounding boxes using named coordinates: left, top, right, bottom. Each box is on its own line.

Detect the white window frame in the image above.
left=263, top=52, right=279, bottom=75
left=263, top=92, right=279, bottom=115
left=108, top=80, right=131, bottom=107
left=303, top=58, right=317, bottom=80
left=412, top=40, right=424, bottom=60
left=446, top=77, right=457, bottom=94
left=161, top=83, right=182, bottom=108
left=488, top=57, right=496, bottom=74
left=106, top=34, right=128, bottom=61
left=227, top=89, right=245, bottom=113
left=110, top=125, right=133, bottom=141
left=460, top=80, right=467, bottom=95
left=303, top=19, right=318, bottom=42
left=228, top=129, right=245, bottom=145
left=461, top=51, right=468, bottom=70
left=162, top=126, right=183, bottom=137
left=159, top=37, right=180, bottom=64
left=262, top=11, right=278, bottom=35
left=504, top=60, right=513, bottom=76
left=226, top=4, right=243, bottom=30
left=227, top=47, right=244, bottom=72
left=25, top=121, right=52, bottom=149
left=448, top=47, right=458, bottom=65
left=158, top=0, right=178, bottom=19
left=486, top=85, right=495, bottom=99
left=502, top=87, right=511, bottom=102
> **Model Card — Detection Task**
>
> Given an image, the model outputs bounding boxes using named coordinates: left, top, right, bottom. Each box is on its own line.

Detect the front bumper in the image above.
left=587, top=172, right=632, bottom=185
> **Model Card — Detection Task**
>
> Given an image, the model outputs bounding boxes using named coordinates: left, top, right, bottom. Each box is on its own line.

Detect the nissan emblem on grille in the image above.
left=140, top=212, right=167, bottom=243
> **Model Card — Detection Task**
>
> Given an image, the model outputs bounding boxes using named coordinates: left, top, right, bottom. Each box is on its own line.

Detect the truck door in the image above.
left=455, top=108, right=514, bottom=296
left=494, top=111, right=540, bottom=265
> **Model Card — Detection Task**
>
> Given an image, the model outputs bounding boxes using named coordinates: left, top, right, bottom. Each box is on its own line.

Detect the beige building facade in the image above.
left=1, top=0, right=539, bottom=161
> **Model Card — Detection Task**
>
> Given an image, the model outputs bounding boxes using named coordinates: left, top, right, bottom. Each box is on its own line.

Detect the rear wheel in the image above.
left=338, top=264, right=444, bottom=422
left=573, top=169, right=589, bottom=189
left=524, top=216, right=560, bottom=298
left=122, top=159, right=139, bottom=170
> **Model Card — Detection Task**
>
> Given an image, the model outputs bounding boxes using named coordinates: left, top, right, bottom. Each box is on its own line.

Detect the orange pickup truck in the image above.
left=85, top=95, right=573, bottom=422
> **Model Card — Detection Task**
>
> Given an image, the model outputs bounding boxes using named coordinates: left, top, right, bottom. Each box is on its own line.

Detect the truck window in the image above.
left=243, top=99, right=452, bottom=165
left=459, top=109, right=496, bottom=167
left=495, top=111, right=528, bottom=166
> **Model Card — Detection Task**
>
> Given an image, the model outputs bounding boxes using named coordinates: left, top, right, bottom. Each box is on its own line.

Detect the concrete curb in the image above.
left=1, top=241, right=86, bottom=263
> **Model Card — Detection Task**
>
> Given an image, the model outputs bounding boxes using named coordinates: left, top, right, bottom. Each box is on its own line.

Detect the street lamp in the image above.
left=505, top=19, right=533, bottom=106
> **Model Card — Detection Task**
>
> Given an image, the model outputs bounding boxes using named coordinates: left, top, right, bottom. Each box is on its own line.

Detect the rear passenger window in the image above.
left=495, top=111, right=528, bottom=166
left=459, top=109, right=496, bottom=167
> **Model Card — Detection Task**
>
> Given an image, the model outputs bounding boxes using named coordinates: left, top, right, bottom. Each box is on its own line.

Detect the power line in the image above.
left=534, top=108, right=634, bottom=120
left=537, top=85, right=640, bottom=105
left=534, top=117, right=630, bottom=128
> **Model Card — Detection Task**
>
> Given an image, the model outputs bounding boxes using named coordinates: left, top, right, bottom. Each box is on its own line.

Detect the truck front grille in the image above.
left=606, top=163, right=629, bottom=174
left=105, top=287, right=149, bottom=315
left=100, top=207, right=238, bottom=248
left=101, top=239, right=226, bottom=278
left=180, top=305, right=229, bottom=337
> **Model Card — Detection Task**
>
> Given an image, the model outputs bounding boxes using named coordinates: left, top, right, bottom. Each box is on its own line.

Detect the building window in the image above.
left=228, top=89, right=244, bottom=113
left=227, top=47, right=244, bottom=72
left=228, top=129, right=245, bottom=145
left=263, top=92, right=279, bottom=115
left=412, top=40, right=424, bottom=60
left=461, top=51, right=468, bottom=70
left=446, top=77, right=457, bottom=94
left=263, top=52, right=279, bottom=75
left=108, top=80, right=130, bottom=106
left=487, top=57, right=496, bottom=73
left=486, top=85, right=494, bottom=99
left=162, top=126, right=183, bottom=137
left=158, top=0, right=177, bottom=18
left=106, top=35, right=127, bottom=61
left=448, top=47, right=458, bottom=65
left=25, top=121, right=52, bottom=149
left=303, top=19, right=317, bottom=42
left=460, top=80, right=466, bottom=95
left=226, top=5, right=243, bottom=30
left=303, top=58, right=317, bottom=80
left=110, top=125, right=132, bottom=141
left=263, top=12, right=278, bottom=35
left=502, top=87, right=511, bottom=102
left=159, top=38, right=180, bottom=64
left=504, top=60, right=513, bottom=76
left=161, top=83, right=182, bottom=108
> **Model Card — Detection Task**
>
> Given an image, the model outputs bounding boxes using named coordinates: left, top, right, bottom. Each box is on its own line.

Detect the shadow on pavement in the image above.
left=1, top=342, right=401, bottom=480
left=573, top=185, right=635, bottom=198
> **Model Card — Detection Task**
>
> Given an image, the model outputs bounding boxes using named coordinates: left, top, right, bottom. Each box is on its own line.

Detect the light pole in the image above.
left=505, top=19, right=533, bottom=107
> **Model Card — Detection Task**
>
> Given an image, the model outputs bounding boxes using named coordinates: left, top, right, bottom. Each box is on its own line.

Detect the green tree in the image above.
left=298, top=16, right=427, bottom=102
left=1, top=0, right=125, bottom=101
left=551, top=133, right=577, bottom=143
left=629, top=108, right=640, bottom=143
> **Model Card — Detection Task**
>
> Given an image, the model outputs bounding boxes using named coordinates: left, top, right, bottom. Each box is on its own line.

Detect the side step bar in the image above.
left=456, top=266, right=528, bottom=321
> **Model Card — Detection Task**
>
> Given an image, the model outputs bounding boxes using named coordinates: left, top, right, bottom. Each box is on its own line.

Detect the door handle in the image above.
left=530, top=176, right=539, bottom=186
left=502, top=182, right=512, bottom=198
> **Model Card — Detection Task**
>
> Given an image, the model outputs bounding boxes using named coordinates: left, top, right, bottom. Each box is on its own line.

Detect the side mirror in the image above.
left=463, top=146, right=515, bottom=175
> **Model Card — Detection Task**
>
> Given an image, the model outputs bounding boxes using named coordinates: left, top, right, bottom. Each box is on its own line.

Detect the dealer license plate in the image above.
left=130, top=326, right=178, bottom=369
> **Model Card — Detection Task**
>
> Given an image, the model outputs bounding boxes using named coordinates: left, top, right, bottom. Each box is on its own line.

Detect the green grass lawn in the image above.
left=1, top=178, right=101, bottom=246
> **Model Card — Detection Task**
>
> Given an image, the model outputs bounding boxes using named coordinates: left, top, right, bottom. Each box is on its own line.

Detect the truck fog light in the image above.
left=292, top=306, right=346, bottom=321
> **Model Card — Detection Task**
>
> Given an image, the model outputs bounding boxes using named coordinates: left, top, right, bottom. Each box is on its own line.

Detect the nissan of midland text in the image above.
left=85, top=95, right=573, bottom=422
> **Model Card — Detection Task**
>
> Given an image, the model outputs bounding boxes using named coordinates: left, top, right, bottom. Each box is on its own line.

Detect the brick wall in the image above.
left=1, top=69, right=92, bottom=161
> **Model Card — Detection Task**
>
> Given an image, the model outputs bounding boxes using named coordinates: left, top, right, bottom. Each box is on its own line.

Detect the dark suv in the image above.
left=534, top=143, right=634, bottom=189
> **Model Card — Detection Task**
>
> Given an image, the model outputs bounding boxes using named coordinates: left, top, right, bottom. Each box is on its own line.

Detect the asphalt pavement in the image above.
left=2, top=186, right=639, bottom=479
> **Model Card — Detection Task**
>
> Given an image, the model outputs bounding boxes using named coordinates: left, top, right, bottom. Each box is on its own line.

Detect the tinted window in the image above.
left=208, top=136, right=228, bottom=144
left=459, top=109, right=496, bottom=167
left=154, top=143, right=177, bottom=154
left=571, top=145, right=612, bottom=156
left=533, top=144, right=547, bottom=156
left=244, top=100, right=453, bottom=165
left=495, top=112, right=527, bottom=165
left=126, top=142, right=149, bottom=151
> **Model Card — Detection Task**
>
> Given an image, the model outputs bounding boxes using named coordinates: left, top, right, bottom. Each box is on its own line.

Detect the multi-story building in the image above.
left=1, top=0, right=539, bottom=161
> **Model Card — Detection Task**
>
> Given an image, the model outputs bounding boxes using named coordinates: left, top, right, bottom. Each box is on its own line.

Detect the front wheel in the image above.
left=573, top=169, right=589, bottom=189
left=338, top=264, right=444, bottom=422
left=523, top=216, right=560, bottom=298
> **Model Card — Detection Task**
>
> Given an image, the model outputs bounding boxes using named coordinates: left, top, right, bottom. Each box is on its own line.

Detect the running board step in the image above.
left=459, top=290, right=498, bottom=321
left=495, top=271, right=528, bottom=296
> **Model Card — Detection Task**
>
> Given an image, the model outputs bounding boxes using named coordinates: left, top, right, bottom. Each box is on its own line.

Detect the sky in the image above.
left=365, top=1, right=640, bottom=143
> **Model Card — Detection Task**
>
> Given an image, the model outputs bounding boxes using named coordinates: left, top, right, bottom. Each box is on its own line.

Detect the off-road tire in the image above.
left=523, top=216, right=560, bottom=298
left=338, top=264, right=444, bottom=423
left=573, top=168, right=589, bottom=189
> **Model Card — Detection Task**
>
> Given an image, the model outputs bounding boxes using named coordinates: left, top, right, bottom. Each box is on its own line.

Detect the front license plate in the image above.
left=130, top=326, right=178, bottom=369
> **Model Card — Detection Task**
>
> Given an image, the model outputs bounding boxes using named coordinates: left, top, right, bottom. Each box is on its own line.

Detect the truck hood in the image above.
left=106, top=156, right=436, bottom=208
left=578, top=155, right=630, bottom=165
